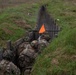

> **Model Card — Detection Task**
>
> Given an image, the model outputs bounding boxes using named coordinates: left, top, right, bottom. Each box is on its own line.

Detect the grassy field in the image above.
left=0, top=0, right=51, bottom=47
left=0, top=0, right=41, bottom=9
left=0, top=0, right=76, bottom=75
left=0, top=0, right=42, bottom=47
left=31, top=0, right=76, bottom=75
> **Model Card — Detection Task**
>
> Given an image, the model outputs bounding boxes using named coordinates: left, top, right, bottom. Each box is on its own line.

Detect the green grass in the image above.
left=31, top=0, right=76, bottom=75
left=0, top=1, right=41, bottom=47
left=0, top=0, right=76, bottom=75
left=31, top=28, right=76, bottom=75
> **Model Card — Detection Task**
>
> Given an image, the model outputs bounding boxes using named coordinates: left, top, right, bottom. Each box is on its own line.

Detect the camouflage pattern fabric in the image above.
left=0, top=60, right=20, bottom=75
left=18, top=43, right=37, bottom=73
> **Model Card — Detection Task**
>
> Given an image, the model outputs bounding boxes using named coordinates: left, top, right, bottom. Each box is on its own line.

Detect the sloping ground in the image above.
left=0, top=0, right=51, bottom=47
left=31, top=0, right=76, bottom=75
left=0, top=0, right=43, bottom=47
left=0, top=0, right=76, bottom=75
left=0, top=0, right=40, bottom=8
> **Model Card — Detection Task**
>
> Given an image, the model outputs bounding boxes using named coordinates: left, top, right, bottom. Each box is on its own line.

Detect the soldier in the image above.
left=0, top=40, right=21, bottom=75
left=3, top=49, right=15, bottom=62
left=18, top=43, right=37, bottom=74
left=31, top=40, right=39, bottom=53
left=30, top=33, right=49, bottom=54
left=0, top=59, right=20, bottom=75
left=2, top=40, right=16, bottom=63
left=41, top=32, right=51, bottom=42
left=37, top=34, right=49, bottom=53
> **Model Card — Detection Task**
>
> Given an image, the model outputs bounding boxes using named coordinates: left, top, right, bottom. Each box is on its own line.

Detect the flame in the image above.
left=39, top=24, right=46, bottom=34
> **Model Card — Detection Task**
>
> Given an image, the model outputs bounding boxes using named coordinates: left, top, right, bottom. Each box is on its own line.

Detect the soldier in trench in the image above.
left=0, top=59, right=20, bottom=75
left=17, top=32, right=50, bottom=75
left=0, top=40, right=21, bottom=75
left=0, top=48, right=21, bottom=75
left=17, top=42, right=37, bottom=74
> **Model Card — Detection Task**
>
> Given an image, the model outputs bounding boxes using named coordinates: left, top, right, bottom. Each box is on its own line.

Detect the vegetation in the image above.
left=0, top=0, right=49, bottom=47
left=0, top=0, right=76, bottom=75
left=0, top=0, right=41, bottom=47
left=31, top=0, right=76, bottom=75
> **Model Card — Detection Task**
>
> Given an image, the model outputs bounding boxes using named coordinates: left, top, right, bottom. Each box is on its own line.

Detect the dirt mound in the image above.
left=2, top=28, right=13, bottom=35
left=14, top=20, right=32, bottom=29
left=0, top=0, right=40, bottom=9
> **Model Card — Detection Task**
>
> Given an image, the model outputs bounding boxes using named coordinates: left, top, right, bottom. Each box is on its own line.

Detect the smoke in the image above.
left=35, top=5, right=60, bottom=39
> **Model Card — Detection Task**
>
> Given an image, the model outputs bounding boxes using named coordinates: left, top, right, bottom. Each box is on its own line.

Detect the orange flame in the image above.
left=39, top=24, right=46, bottom=34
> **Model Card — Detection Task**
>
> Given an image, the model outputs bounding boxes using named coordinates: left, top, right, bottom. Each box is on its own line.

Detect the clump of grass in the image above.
left=31, top=0, right=76, bottom=75
left=0, top=29, right=6, bottom=39
left=32, top=27, right=76, bottom=75
left=0, top=1, right=41, bottom=46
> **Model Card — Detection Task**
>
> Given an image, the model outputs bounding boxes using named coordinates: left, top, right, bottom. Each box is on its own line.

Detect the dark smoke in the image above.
left=35, top=5, right=60, bottom=40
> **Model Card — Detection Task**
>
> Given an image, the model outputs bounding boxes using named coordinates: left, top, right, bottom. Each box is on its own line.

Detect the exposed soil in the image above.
left=0, top=0, right=40, bottom=9
left=63, top=0, right=76, bottom=2
left=2, top=27, right=13, bottom=35
left=14, top=19, right=32, bottom=29
left=64, top=0, right=76, bottom=5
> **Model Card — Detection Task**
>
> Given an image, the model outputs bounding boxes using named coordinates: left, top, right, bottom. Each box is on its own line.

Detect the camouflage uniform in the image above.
left=0, top=48, right=4, bottom=61
left=31, top=37, right=49, bottom=54
left=0, top=59, right=20, bottom=75
left=31, top=40, right=39, bottom=53
left=37, top=35, right=49, bottom=53
left=40, top=32, right=51, bottom=42
left=38, top=39, right=48, bottom=53
left=18, top=43, right=37, bottom=73
left=3, top=49, right=15, bottom=61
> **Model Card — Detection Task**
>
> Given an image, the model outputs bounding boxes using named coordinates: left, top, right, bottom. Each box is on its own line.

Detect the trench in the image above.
left=13, top=28, right=60, bottom=75
left=0, top=5, right=60, bottom=75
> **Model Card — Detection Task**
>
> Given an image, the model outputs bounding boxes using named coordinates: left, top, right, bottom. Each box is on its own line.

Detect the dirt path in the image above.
left=0, top=0, right=40, bottom=9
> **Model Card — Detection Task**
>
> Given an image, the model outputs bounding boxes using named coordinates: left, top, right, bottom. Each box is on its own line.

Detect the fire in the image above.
left=39, top=24, right=46, bottom=34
